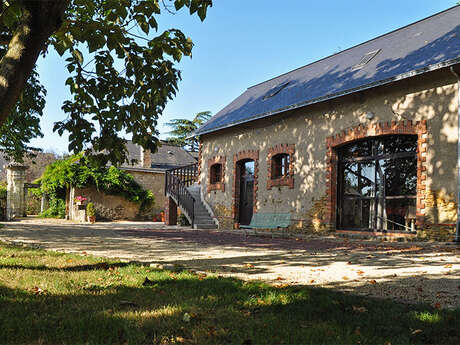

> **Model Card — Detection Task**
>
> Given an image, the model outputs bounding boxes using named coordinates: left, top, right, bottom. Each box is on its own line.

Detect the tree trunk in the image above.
left=0, top=0, right=70, bottom=126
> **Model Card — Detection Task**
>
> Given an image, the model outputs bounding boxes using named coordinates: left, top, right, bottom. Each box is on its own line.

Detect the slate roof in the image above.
left=123, top=141, right=197, bottom=171
left=195, top=5, right=460, bottom=136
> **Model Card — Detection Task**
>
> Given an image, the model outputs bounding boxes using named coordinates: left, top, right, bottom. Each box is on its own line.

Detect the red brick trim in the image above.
left=232, top=150, right=259, bottom=227
left=164, top=196, right=177, bottom=225
left=325, top=120, right=428, bottom=229
left=207, top=156, right=226, bottom=192
left=267, top=144, right=295, bottom=190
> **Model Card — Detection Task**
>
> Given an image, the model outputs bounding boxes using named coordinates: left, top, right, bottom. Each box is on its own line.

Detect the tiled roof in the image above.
left=196, top=5, right=460, bottom=135
left=123, top=141, right=196, bottom=170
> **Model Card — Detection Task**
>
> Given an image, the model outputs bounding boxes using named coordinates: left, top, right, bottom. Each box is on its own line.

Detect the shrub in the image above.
left=37, top=153, right=155, bottom=218
left=178, top=214, right=190, bottom=226
left=39, top=198, right=65, bottom=219
left=0, top=182, right=7, bottom=199
left=86, top=202, right=95, bottom=217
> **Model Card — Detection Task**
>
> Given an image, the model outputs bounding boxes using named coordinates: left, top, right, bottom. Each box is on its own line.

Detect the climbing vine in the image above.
left=37, top=153, right=154, bottom=218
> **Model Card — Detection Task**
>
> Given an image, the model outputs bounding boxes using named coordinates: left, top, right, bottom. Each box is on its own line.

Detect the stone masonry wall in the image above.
left=199, top=68, right=459, bottom=240
left=71, top=187, right=141, bottom=221
left=69, top=170, right=164, bottom=222
left=126, top=170, right=165, bottom=215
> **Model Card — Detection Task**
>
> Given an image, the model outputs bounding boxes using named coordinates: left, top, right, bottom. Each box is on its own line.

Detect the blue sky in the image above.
left=32, top=0, right=457, bottom=153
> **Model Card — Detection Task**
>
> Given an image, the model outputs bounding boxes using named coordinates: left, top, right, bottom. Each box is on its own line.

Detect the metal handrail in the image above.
left=165, top=164, right=198, bottom=227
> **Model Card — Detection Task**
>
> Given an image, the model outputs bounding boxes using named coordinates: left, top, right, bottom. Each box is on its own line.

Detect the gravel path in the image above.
left=1, top=218, right=459, bottom=309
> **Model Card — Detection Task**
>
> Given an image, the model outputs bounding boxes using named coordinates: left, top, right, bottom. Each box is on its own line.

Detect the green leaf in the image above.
left=72, top=49, right=84, bottom=64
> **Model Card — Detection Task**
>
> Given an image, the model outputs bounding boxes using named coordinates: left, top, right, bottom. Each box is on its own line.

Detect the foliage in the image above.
left=0, top=0, right=213, bottom=165
left=0, top=70, right=46, bottom=162
left=39, top=198, right=66, bottom=219
left=178, top=213, right=190, bottom=226
left=86, top=202, right=95, bottom=217
left=26, top=190, right=41, bottom=215
left=0, top=243, right=459, bottom=345
left=0, top=182, right=6, bottom=199
left=166, top=111, right=212, bottom=151
left=38, top=153, right=154, bottom=212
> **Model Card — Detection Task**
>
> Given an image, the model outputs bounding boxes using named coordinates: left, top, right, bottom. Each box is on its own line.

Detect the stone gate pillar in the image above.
left=6, top=163, right=28, bottom=221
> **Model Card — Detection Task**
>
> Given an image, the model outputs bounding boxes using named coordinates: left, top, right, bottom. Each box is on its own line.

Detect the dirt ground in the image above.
left=1, top=218, right=459, bottom=309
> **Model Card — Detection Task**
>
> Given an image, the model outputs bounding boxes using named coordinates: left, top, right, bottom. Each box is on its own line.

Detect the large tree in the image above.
left=0, top=0, right=212, bottom=165
left=166, top=110, right=211, bottom=151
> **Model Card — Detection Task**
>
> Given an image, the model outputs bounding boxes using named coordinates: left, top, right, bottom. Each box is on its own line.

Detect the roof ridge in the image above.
left=247, top=4, right=460, bottom=90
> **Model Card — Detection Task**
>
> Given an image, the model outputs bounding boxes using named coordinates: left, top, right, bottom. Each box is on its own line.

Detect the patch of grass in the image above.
left=0, top=243, right=459, bottom=345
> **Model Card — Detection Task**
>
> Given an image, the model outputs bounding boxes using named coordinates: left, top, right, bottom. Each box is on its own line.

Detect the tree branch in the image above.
left=0, top=0, right=70, bottom=125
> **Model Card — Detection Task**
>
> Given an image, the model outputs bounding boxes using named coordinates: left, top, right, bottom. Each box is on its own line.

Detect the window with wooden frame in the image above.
left=207, top=156, right=226, bottom=192
left=271, top=153, right=290, bottom=179
left=210, top=163, right=222, bottom=184
left=267, top=144, right=295, bottom=190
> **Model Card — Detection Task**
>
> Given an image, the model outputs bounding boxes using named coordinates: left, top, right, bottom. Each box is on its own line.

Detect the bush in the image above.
left=178, top=214, right=190, bottom=226
left=0, top=182, right=7, bottom=199
left=86, top=202, right=95, bottom=217
left=39, top=198, right=65, bottom=219
left=26, top=190, right=41, bottom=215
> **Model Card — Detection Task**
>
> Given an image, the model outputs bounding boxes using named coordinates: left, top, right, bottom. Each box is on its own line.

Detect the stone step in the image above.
left=181, top=185, right=217, bottom=229
left=195, top=213, right=211, bottom=218
left=194, top=223, right=218, bottom=229
left=195, top=217, right=214, bottom=224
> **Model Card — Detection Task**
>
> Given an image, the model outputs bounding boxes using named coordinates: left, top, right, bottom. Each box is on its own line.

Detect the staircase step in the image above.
left=175, top=184, right=217, bottom=229
left=195, top=219, right=215, bottom=225
left=194, top=224, right=218, bottom=229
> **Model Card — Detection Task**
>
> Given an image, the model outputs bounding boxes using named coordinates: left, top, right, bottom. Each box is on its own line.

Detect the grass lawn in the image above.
left=0, top=243, right=459, bottom=345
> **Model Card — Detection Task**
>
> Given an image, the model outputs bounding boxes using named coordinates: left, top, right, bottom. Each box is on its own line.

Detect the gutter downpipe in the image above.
left=450, top=66, right=460, bottom=243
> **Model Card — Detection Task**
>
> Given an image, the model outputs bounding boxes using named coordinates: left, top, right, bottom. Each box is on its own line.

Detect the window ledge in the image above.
left=267, top=176, right=294, bottom=190
left=208, top=182, right=225, bottom=192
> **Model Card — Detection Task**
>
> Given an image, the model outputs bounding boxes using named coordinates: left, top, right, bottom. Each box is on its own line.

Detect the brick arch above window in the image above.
left=325, top=120, right=428, bottom=230
left=207, top=156, right=226, bottom=192
left=267, top=144, right=295, bottom=190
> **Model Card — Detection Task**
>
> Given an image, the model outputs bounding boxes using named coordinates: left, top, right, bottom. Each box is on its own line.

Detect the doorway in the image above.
left=238, top=160, right=255, bottom=225
left=336, top=135, right=417, bottom=232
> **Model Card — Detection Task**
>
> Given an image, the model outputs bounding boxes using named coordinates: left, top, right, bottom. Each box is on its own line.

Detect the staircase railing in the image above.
left=165, top=164, right=198, bottom=227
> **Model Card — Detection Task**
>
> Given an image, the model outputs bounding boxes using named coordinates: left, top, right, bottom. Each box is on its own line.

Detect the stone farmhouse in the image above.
left=165, top=6, right=460, bottom=241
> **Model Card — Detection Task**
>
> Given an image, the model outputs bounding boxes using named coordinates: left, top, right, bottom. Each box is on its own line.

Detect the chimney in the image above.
left=140, top=146, right=151, bottom=168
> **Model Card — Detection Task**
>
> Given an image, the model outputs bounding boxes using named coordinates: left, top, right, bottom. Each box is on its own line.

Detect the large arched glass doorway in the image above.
left=337, top=135, right=417, bottom=232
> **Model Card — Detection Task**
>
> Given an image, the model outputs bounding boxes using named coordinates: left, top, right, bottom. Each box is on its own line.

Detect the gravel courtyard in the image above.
left=1, top=218, right=459, bottom=309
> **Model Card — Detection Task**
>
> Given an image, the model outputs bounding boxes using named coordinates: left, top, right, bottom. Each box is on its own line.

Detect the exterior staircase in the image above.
left=165, top=164, right=217, bottom=229
left=186, top=184, right=217, bottom=229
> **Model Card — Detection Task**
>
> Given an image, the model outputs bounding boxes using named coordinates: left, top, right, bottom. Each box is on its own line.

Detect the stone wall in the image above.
left=199, top=68, right=459, bottom=240
left=125, top=169, right=165, bottom=215
left=68, top=170, right=165, bottom=222
left=69, top=187, right=142, bottom=221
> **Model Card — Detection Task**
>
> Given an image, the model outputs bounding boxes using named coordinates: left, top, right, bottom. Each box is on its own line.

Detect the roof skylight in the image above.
left=352, top=49, right=381, bottom=71
left=263, top=82, right=290, bottom=100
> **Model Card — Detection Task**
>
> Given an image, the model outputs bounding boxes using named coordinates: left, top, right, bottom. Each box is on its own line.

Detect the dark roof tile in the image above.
left=196, top=5, right=460, bottom=135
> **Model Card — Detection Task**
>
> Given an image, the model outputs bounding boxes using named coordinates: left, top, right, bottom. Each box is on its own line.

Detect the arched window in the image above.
left=271, top=153, right=290, bottom=179
left=337, top=135, right=417, bottom=232
left=210, top=163, right=222, bottom=184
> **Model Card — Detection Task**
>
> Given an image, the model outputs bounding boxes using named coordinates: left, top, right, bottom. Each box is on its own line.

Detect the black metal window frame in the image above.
left=337, top=135, right=418, bottom=233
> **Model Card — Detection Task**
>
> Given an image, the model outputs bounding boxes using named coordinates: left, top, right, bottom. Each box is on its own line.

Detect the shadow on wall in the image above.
left=202, top=27, right=460, bottom=231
